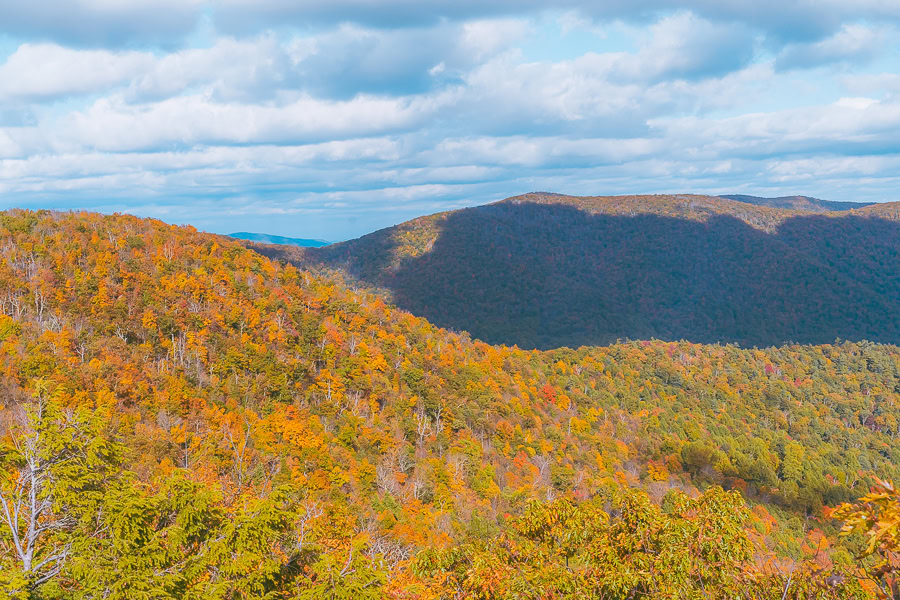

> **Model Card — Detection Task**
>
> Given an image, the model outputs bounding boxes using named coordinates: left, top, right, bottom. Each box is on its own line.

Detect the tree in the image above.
left=833, top=479, right=900, bottom=599
left=0, top=383, right=121, bottom=596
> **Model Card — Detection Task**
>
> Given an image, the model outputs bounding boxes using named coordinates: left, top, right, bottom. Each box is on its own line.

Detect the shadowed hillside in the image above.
left=257, top=194, right=900, bottom=349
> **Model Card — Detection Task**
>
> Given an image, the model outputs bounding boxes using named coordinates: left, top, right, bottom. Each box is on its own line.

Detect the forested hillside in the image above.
left=719, top=194, right=875, bottom=212
left=3, top=209, right=900, bottom=598
left=271, top=193, right=900, bottom=349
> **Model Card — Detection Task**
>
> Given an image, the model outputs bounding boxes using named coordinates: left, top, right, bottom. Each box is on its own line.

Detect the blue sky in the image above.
left=0, top=1, right=899, bottom=241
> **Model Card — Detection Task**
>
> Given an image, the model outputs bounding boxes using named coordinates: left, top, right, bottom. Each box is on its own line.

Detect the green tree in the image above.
left=0, top=385, right=121, bottom=597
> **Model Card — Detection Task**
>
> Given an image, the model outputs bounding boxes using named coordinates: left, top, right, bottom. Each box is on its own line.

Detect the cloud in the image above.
left=0, top=43, right=153, bottom=101
left=0, top=0, right=204, bottom=47
left=842, top=73, right=900, bottom=100
left=0, top=130, right=21, bottom=158
left=2, top=0, right=899, bottom=51
left=52, top=91, right=452, bottom=151
left=0, top=21, right=529, bottom=107
left=289, top=19, right=527, bottom=99
left=611, top=13, right=757, bottom=82
left=213, top=0, right=545, bottom=33
left=776, top=24, right=889, bottom=70
left=650, top=97, right=900, bottom=160
left=0, top=139, right=401, bottom=183
left=127, top=36, right=297, bottom=102
left=0, top=37, right=302, bottom=105
left=213, top=0, right=900, bottom=44
left=452, top=39, right=769, bottom=138
left=433, top=136, right=662, bottom=168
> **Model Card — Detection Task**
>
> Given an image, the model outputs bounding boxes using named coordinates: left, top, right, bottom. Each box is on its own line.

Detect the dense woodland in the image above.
left=3, top=209, right=900, bottom=598
left=278, top=193, right=900, bottom=349
left=719, top=195, right=875, bottom=213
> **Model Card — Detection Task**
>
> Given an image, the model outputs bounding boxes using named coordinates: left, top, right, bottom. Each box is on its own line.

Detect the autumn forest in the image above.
left=3, top=199, right=900, bottom=599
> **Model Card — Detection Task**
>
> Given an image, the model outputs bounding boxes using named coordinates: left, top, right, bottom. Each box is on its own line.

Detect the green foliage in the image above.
left=0, top=388, right=122, bottom=597
left=1, top=397, right=389, bottom=600
left=296, top=542, right=386, bottom=600
left=415, top=486, right=864, bottom=599
left=832, top=480, right=900, bottom=599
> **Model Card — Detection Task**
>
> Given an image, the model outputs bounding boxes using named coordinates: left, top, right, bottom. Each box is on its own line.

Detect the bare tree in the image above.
left=375, top=461, right=398, bottom=496
left=531, top=454, right=552, bottom=492
left=0, top=397, right=75, bottom=588
left=223, top=418, right=253, bottom=491
left=414, top=404, right=432, bottom=448
left=296, top=499, right=324, bottom=553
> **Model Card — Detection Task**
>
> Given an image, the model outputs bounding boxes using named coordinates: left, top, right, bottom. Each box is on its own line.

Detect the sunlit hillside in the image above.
left=1, top=209, right=899, bottom=597
left=719, top=194, right=875, bottom=212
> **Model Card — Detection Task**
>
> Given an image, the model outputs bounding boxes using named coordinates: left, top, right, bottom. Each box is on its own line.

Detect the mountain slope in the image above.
left=265, top=193, right=900, bottom=349
left=719, top=194, right=875, bottom=212
left=228, top=231, right=329, bottom=247
left=2, top=208, right=899, bottom=596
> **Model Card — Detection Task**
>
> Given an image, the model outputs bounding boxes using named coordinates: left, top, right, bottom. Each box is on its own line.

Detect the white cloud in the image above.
left=776, top=24, right=889, bottom=70
left=212, top=0, right=548, bottom=32
left=610, top=13, right=757, bottom=82
left=53, top=92, right=451, bottom=151
left=210, top=0, right=900, bottom=45
left=127, top=35, right=299, bottom=102
left=458, top=18, right=530, bottom=63
left=2, top=0, right=899, bottom=49
left=0, top=139, right=401, bottom=182
left=0, top=0, right=204, bottom=46
left=284, top=19, right=528, bottom=98
left=0, top=36, right=301, bottom=104
left=842, top=73, right=900, bottom=100
left=650, top=97, right=900, bottom=160
left=454, top=46, right=771, bottom=137
left=0, top=21, right=529, bottom=107
left=0, top=43, right=153, bottom=101
left=767, top=155, right=900, bottom=180
left=0, top=130, right=20, bottom=158
left=434, top=136, right=662, bottom=167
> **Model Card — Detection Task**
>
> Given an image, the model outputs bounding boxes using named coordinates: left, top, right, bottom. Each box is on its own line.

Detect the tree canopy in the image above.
left=0, top=208, right=898, bottom=597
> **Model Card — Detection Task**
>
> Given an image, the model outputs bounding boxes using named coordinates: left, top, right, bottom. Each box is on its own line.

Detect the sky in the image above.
left=1, top=1, right=899, bottom=241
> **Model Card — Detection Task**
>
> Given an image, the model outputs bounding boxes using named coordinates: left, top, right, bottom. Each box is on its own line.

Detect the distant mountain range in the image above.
left=253, top=192, right=900, bottom=349
left=229, top=231, right=329, bottom=247
left=718, top=194, right=876, bottom=212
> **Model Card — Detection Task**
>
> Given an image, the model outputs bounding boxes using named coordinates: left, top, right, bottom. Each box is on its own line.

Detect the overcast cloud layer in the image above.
left=0, top=1, right=899, bottom=240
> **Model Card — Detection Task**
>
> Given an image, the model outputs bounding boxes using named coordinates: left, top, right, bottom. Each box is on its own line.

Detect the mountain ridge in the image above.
left=254, top=193, right=900, bottom=349
left=718, top=193, right=876, bottom=212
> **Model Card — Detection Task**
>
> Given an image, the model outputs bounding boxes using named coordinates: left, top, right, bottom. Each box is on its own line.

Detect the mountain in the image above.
left=261, top=192, right=900, bottom=350
left=0, top=208, right=896, bottom=597
left=229, top=231, right=329, bottom=247
left=719, top=194, right=876, bottom=212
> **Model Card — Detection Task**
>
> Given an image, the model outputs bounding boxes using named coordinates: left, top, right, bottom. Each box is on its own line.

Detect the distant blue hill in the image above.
left=229, top=232, right=330, bottom=247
